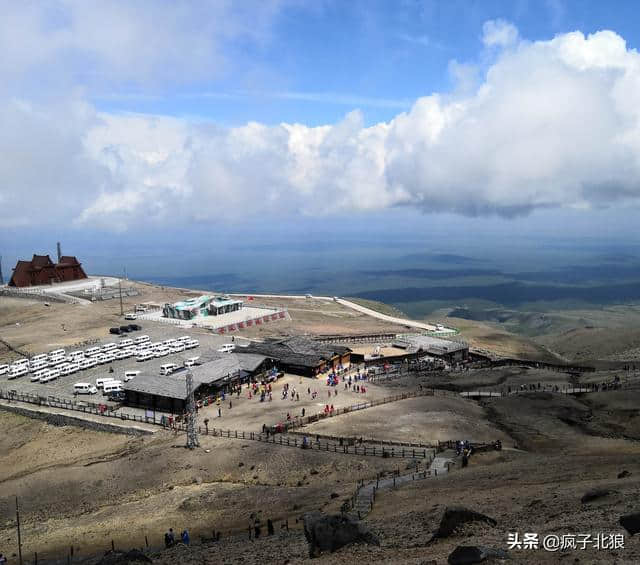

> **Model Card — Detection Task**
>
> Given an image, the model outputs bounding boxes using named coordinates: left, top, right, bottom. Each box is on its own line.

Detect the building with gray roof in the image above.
left=123, top=352, right=271, bottom=412
left=393, top=334, right=469, bottom=363
left=243, top=336, right=351, bottom=376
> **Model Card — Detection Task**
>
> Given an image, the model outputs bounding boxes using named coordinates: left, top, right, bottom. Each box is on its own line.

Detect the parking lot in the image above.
left=0, top=321, right=249, bottom=403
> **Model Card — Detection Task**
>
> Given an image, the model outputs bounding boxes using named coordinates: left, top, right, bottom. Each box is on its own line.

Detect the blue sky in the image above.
left=91, top=0, right=640, bottom=126
left=3, top=1, right=640, bottom=274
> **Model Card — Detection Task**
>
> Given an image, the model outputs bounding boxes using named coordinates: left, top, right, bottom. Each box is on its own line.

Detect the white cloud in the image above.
left=0, top=0, right=284, bottom=89
left=482, top=19, right=519, bottom=48
left=4, top=19, right=640, bottom=230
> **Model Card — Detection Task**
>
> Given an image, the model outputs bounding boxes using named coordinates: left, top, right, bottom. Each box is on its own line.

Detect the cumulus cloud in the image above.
left=3, top=15, right=640, bottom=230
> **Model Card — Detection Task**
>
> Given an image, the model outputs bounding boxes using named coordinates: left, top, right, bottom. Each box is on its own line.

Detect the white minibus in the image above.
left=74, top=383, right=98, bottom=395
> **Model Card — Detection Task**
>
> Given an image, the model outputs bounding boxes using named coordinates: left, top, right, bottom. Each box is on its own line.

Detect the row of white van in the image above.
left=0, top=335, right=199, bottom=380
left=73, top=379, right=123, bottom=395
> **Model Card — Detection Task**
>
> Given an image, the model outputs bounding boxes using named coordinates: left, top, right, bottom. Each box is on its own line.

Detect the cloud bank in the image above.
left=2, top=10, right=640, bottom=230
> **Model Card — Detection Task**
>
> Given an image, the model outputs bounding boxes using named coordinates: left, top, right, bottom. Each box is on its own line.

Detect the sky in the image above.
left=3, top=0, right=640, bottom=274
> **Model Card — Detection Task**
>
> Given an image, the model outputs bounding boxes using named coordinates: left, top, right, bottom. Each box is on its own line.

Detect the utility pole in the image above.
left=16, top=496, right=23, bottom=565
left=0, top=255, right=4, bottom=286
left=118, top=276, right=124, bottom=317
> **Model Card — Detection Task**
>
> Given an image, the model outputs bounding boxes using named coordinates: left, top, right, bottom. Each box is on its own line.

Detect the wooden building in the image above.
left=244, top=336, right=351, bottom=376
left=8, top=254, right=87, bottom=288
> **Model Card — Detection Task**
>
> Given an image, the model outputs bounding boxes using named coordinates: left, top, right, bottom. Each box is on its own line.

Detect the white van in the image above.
left=41, top=368, right=60, bottom=382
left=8, top=365, right=28, bottom=379
left=134, top=335, right=150, bottom=345
left=103, top=381, right=123, bottom=395
left=74, top=382, right=98, bottom=395
left=85, top=347, right=101, bottom=357
left=32, top=353, right=48, bottom=363
left=31, top=369, right=49, bottom=382
left=49, top=348, right=65, bottom=358
left=156, top=347, right=170, bottom=358
left=115, top=350, right=129, bottom=360
left=102, top=343, right=118, bottom=352
left=177, top=336, right=191, bottom=343
left=0, top=364, right=8, bottom=376
left=69, top=351, right=85, bottom=361
left=102, top=352, right=116, bottom=363
left=170, top=342, right=185, bottom=353
left=119, top=338, right=134, bottom=348
left=29, top=360, right=48, bottom=372
left=184, top=356, right=200, bottom=368
left=185, top=339, right=199, bottom=349
left=96, top=377, right=117, bottom=388
left=124, top=312, right=137, bottom=320
left=124, top=370, right=140, bottom=382
left=137, top=351, right=154, bottom=362
left=160, top=363, right=177, bottom=376
left=86, top=357, right=99, bottom=369
left=217, top=343, right=235, bottom=353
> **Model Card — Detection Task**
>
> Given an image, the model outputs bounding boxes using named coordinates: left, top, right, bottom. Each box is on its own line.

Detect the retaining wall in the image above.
left=0, top=402, right=153, bottom=436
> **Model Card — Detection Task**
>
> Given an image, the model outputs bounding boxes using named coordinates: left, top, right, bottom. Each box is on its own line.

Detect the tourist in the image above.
left=229, top=400, right=232, bottom=409
left=0, top=554, right=6, bottom=564
left=302, top=407, right=305, bottom=417
left=165, top=528, right=175, bottom=547
left=218, top=407, right=221, bottom=418
left=181, top=529, right=190, bottom=545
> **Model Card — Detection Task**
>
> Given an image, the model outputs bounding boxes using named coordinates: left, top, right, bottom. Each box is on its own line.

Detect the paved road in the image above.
left=227, top=293, right=441, bottom=332
left=335, top=298, right=438, bottom=332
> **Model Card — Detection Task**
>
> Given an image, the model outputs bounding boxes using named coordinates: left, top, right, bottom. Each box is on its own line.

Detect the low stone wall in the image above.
left=0, top=288, right=69, bottom=303
left=0, top=402, right=154, bottom=436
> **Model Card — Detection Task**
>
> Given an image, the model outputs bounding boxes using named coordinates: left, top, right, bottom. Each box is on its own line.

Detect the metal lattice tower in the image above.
left=185, top=371, right=200, bottom=449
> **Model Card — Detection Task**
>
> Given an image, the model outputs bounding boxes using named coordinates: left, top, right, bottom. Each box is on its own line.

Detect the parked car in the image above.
left=128, top=324, right=141, bottom=331
left=119, top=325, right=131, bottom=333
left=124, top=313, right=137, bottom=320
left=109, top=327, right=121, bottom=335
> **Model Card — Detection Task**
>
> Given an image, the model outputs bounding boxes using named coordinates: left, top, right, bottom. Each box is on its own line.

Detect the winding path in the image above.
left=353, top=453, right=454, bottom=518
